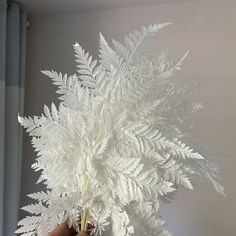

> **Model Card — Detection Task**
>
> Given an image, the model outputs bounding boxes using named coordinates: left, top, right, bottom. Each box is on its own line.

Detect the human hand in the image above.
left=48, top=222, right=88, bottom=236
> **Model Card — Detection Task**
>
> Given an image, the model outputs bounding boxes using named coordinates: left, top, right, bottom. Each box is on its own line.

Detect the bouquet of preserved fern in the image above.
left=16, top=23, right=223, bottom=236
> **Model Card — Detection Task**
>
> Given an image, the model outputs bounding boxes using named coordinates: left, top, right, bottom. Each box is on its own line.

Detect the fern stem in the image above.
left=81, top=208, right=89, bottom=232
left=84, top=209, right=89, bottom=232
left=81, top=170, right=89, bottom=232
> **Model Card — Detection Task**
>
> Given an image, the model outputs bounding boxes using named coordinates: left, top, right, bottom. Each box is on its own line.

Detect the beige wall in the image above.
left=21, top=1, right=236, bottom=236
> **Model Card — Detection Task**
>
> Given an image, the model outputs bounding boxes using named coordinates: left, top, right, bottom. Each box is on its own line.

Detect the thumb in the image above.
left=76, top=232, right=89, bottom=236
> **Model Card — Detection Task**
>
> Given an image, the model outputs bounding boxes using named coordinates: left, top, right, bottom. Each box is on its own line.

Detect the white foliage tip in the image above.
left=16, top=23, right=224, bottom=236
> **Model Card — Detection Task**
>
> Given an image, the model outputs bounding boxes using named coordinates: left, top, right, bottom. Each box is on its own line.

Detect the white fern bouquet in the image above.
left=16, top=23, right=224, bottom=236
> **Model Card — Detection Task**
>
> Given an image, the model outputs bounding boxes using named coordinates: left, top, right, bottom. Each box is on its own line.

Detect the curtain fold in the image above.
left=0, top=0, right=27, bottom=235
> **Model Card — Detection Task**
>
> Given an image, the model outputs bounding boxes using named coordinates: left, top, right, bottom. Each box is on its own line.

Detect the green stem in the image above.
left=81, top=208, right=89, bottom=232
left=81, top=171, right=89, bottom=232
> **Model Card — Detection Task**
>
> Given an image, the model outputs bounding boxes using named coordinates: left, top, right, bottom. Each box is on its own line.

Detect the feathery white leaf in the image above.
left=17, top=23, right=223, bottom=236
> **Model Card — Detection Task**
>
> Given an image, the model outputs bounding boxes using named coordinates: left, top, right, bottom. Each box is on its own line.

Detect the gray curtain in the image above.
left=0, top=0, right=27, bottom=235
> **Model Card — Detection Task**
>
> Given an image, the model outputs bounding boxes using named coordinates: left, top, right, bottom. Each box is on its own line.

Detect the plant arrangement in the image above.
left=16, top=23, right=223, bottom=236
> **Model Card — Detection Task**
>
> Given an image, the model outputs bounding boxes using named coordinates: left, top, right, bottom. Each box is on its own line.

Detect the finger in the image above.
left=48, top=222, right=75, bottom=236
left=76, top=232, right=89, bottom=236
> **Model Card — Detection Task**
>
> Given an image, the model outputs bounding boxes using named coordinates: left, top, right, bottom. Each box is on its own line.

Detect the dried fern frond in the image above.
left=17, top=23, right=223, bottom=236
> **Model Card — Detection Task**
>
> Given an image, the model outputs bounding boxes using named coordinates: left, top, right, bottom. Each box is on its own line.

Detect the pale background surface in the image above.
left=18, top=1, right=236, bottom=236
